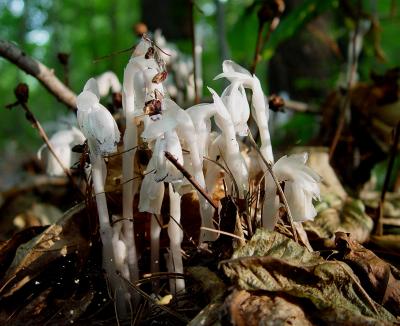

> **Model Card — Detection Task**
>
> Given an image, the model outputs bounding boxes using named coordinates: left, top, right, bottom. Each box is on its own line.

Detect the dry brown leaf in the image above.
left=224, top=290, right=312, bottom=326
left=335, top=232, right=400, bottom=316
left=222, top=229, right=396, bottom=323
left=0, top=202, right=89, bottom=298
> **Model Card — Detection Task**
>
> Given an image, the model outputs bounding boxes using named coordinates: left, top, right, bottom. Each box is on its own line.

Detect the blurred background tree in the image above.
left=0, top=0, right=398, bottom=166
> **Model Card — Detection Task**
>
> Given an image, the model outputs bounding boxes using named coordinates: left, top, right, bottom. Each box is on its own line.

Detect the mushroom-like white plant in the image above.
left=121, top=38, right=160, bottom=282
left=156, top=98, right=217, bottom=243
left=221, top=82, right=250, bottom=137
left=96, top=71, right=122, bottom=97
left=215, top=60, right=274, bottom=163
left=38, top=126, right=85, bottom=176
left=187, top=87, right=248, bottom=198
left=138, top=154, right=165, bottom=277
left=76, top=78, right=122, bottom=298
left=263, top=153, right=321, bottom=229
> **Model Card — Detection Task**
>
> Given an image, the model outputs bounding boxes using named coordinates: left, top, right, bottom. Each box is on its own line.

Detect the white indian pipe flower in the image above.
left=263, top=153, right=321, bottom=229
left=38, top=126, right=85, bottom=176
left=221, top=82, right=250, bottom=136
left=122, top=38, right=160, bottom=283
left=76, top=78, right=120, bottom=156
left=206, top=87, right=249, bottom=197
left=186, top=103, right=213, bottom=159
left=215, top=60, right=273, bottom=163
left=77, top=78, right=124, bottom=310
left=96, top=71, right=122, bottom=97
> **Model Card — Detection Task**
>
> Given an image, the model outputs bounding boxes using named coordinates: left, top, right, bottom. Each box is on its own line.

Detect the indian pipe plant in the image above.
left=37, top=35, right=321, bottom=314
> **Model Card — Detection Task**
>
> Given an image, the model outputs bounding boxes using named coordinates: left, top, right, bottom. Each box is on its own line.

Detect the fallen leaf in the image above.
left=0, top=202, right=89, bottom=298
left=305, top=197, right=373, bottom=244
left=221, top=229, right=396, bottom=323
left=335, top=232, right=400, bottom=316
left=223, top=290, right=312, bottom=326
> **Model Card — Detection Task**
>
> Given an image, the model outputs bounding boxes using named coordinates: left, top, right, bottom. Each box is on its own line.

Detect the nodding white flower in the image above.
left=208, top=88, right=249, bottom=193
left=38, top=126, right=85, bottom=176
left=221, top=82, right=250, bottom=137
left=96, top=71, right=122, bottom=97
left=76, top=78, right=120, bottom=156
left=138, top=157, right=165, bottom=214
left=153, top=131, right=184, bottom=183
left=263, top=153, right=321, bottom=229
left=215, top=60, right=273, bottom=162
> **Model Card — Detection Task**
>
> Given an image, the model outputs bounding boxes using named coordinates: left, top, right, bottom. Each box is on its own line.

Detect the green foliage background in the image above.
left=0, top=0, right=398, bottom=154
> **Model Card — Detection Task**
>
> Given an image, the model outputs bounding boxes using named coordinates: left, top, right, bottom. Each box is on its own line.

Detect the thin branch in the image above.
left=329, top=20, right=360, bottom=160
left=250, top=20, right=266, bottom=75
left=283, top=98, right=320, bottom=114
left=164, top=151, right=218, bottom=210
left=200, top=226, right=246, bottom=242
left=247, top=133, right=298, bottom=243
left=0, top=39, right=77, bottom=109
left=374, top=121, right=400, bottom=236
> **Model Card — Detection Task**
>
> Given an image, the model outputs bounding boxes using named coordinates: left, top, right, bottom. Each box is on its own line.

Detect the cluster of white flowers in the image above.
left=38, top=35, right=320, bottom=311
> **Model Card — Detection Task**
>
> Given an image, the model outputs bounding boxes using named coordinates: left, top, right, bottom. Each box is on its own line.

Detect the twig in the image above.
left=329, top=20, right=360, bottom=160
left=0, top=40, right=77, bottom=109
left=247, top=133, right=298, bottom=243
left=283, top=98, right=320, bottom=114
left=250, top=20, right=266, bottom=75
left=374, top=121, right=400, bottom=236
left=22, top=104, right=74, bottom=181
left=164, top=151, right=218, bottom=210
left=8, top=84, right=82, bottom=195
left=200, top=226, right=246, bottom=242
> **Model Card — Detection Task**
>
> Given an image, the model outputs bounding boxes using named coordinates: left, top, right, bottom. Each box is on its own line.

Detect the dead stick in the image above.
left=375, top=121, right=400, bottom=236
left=250, top=20, right=265, bottom=75
left=329, top=20, right=359, bottom=160
left=247, top=133, right=298, bottom=243
left=164, top=151, right=218, bottom=210
left=20, top=102, right=75, bottom=182
left=0, top=39, right=77, bottom=109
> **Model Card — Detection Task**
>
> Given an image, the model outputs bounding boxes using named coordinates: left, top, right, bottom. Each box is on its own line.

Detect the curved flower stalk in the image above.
left=38, top=126, right=85, bottom=176
left=138, top=155, right=165, bottom=277
left=121, top=37, right=161, bottom=282
left=215, top=60, right=273, bottom=163
left=262, top=153, right=321, bottom=229
left=168, top=183, right=185, bottom=294
left=195, top=88, right=248, bottom=199
left=160, top=98, right=217, bottom=242
left=96, top=71, right=122, bottom=97
left=140, top=127, right=185, bottom=292
left=76, top=78, right=124, bottom=305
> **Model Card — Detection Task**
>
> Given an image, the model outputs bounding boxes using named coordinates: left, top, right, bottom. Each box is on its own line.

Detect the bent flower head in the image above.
left=77, top=78, right=120, bottom=156
left=263, top=153, right=321, bottom=229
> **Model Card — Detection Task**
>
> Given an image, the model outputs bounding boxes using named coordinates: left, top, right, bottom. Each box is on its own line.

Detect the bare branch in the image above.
left=0, top=39, right=77, bottom=109
left=164, top=151, right=218, bottom=210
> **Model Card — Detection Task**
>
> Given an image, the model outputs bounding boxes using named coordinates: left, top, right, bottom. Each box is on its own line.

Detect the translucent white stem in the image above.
left=91, top=154, right=128, bottom=314
left=151, top=214, right=162, bottom=273
left=251, top=78, right=274, bottom=163
left=167, top=183, right=185, bottom=293
left=122, top=64, right=140, bottom=282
